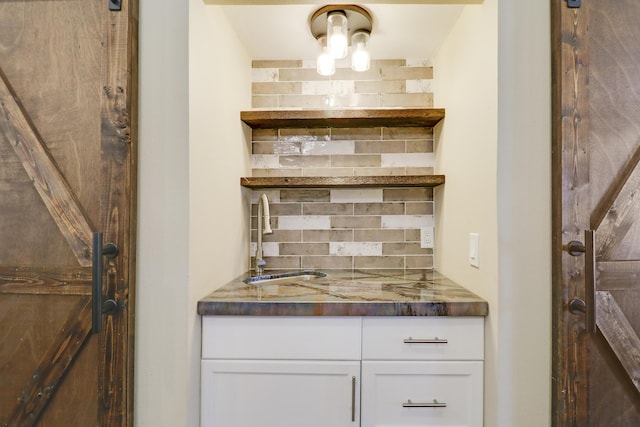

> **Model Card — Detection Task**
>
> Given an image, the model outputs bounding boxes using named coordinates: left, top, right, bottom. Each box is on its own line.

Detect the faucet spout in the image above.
left=256, top=193, right=273, bottom=275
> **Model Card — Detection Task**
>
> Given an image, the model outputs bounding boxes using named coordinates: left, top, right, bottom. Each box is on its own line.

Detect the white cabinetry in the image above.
left=201, top=316, right=484, bottom=427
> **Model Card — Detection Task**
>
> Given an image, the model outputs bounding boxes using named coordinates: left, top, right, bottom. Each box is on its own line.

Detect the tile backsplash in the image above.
left=249, top=59, right=436, bottom=272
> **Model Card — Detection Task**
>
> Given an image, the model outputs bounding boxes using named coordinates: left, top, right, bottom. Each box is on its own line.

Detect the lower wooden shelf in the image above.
left=240, top=175, right=445, bottom=189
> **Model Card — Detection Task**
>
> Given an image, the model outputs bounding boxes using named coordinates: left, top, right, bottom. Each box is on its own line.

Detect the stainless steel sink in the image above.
left=243, top=270, right=326, bottom=285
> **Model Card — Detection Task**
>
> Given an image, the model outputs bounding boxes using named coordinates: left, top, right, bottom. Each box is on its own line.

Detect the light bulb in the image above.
left=316, top=36, right=335, bottom=76
left=327, top=11, right=348, bottom=59
left=351, top=30, right=370, bottom=72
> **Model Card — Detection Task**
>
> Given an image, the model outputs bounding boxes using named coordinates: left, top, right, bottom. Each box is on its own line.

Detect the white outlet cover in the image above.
left=420, top=227, right=434, bottom=249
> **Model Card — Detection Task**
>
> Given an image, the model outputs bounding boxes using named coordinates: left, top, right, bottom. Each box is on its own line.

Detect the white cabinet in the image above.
left=201, top=316, right=484, bottom=427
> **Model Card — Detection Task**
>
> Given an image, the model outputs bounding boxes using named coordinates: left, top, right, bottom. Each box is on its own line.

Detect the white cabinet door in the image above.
left=361, top=361, right=483, bottom=427
left=201, top=359, right=360, bottom=427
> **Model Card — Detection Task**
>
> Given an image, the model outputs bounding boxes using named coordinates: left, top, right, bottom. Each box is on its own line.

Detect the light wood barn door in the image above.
left=0, top=1, right=137, bottom=426
left=553, top=0, right=640, bottom=424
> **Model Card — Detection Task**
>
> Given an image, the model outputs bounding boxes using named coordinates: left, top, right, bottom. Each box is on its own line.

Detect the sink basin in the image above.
left=243, top=271, right=326, bottom=285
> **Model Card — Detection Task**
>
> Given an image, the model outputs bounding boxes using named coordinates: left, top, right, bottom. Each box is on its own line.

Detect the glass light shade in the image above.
left=351, top=31, right=370, bottom=72
left=327, top=11, right=348, bottom=59
left=316, top=36, right=335, bottom=76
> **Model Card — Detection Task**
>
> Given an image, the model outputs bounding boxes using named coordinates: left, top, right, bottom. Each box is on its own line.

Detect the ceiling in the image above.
left=216, top=3, right=472, bottom=62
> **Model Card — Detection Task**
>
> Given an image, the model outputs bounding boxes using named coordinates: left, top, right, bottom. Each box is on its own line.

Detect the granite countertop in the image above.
left=197, top=269, right=488, bottom=317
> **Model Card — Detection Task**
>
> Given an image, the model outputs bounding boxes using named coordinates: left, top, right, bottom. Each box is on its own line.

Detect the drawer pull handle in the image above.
left=403, top=337, right=448, bottom=344
left=403, top=399, right=447, bottom=408
left=351, top=376, right=356, bottom=422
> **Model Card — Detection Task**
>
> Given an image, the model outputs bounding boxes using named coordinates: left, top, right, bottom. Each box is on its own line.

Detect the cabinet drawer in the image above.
left=361, top=361, right=483, bottom=427
left=202, top=316, right=361, bottom=360
left=362, top=317, right=484, bottom=360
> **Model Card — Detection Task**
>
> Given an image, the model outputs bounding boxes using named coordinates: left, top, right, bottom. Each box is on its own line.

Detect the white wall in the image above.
left=136, top=0, right=190, bottom=425
left=496, top=1, right=551, bottom=426
left=435, top=0, right=551, bottom=426
left=433, top=1, right=499, bottom=425
left=187, top=2, right=252, bottom=427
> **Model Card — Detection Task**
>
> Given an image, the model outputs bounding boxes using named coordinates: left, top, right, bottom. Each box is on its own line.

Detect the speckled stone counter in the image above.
left=197, top=269, right=488, bottom=317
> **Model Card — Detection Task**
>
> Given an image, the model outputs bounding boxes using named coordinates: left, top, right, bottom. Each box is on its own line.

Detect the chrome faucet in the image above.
left=255, top=193, right=273, bottom=276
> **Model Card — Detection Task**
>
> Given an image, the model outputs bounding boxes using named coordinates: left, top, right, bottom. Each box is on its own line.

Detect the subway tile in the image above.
left=250, top=242, right=279, bottom=257
left=405, top=140, right=433, bottom=153
left=279, top=67, right=330, bottom=81
left=279, top=128, right=331, bottom=141
left=252, top=95, right=279, bottom=109
left=278, top=94, right=330, bottom=109
left=353, top=167, right=406, bottom=176
left=331, top=188, right=383, bottom=203
left=251, top=154, right=281, bottom=169
left=269, top=203, right=303, bottom=216
left=331, top=127, right=382, bottom=141
left=354, top=80, right=406, bottom=94
left=280, top=189, right=331, bottom=202
left=252, top=142, right=277, bottom=155
left=250, top=216, right=279, bottom=231
left=373, top=59, right=407, bottom=67
left=303, top=203, right=354, bottom=215
left=301, top=140, right=355, bottom=155
left=250, top=190, right=281, bottom=203
left=280, top=243, right=330, bottom=256
left=405, top=229, right=421, bottom=242
left=301, top=80, right=355, bottom=96
left=382, top=215, right=433, bottom=229
left=406, top=167, right=434, bottom=175
left=354, top=202, right=404, bottom=215
left=260, top=229, right=302, bottom=243
left=381, top=153, right=435, bottom=168
left=251, top=168, right=303, bottom=177
left=261, top=256, right=301, bottom=270
left=333, top=67, right=381, bottom=81
left=383, top=127, right=432, bottom=140
left=354, top=140, right=406, bottom=154
left=354, top=256, right=404, bottom=269
left=252, top=60, right=302, bottom=69
left=332, top=215, right=381, bottom=229
left=330, top=242, right=382, bottom=256
left=278, top=215, right=331, bottom=230
left=382, top=242, right=430, bottom=255
left=331, top=154, right=381, bottom=168
left=406, top=79, right=433, bottom=94
left=252, top=129, right=278, bottom=141
left=383, top=188, right=433, bottom=202
left=302, top=167, right=355, bottom=177
left=274, top=141, right=305, bottom=155
left=251, top=67, right=279, bottom=82
left=279, top=155, right=331, bottom=168
left=405, top=202, right=433, bottom=215
left=406, top=255, right=434, bottom=269
left=354, top=229, right=405, bottom=242
left=406, top=59, right=432, bottom=67
left=382, top=93, right=433, bottom=108
left=303, top=229, right=354, bottom=242
left=252, top=82, right=302, bottom=95
left=381, top=66, right=434, bottom=80
left=302, top=256, right=353, bottom=270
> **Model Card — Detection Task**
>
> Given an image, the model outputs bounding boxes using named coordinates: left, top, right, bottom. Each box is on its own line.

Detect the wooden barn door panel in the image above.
left=0, top=0, right=137, bottom=425
left=553, top=0, right=640, bottom=425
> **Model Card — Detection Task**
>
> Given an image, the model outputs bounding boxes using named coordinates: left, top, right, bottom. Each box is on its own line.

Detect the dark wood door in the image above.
left=0, top=1, right=137, bottom=425
left=553, top=0, right=640, bottom=425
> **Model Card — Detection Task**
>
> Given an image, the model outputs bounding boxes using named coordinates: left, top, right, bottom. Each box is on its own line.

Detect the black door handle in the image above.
left=567, top=230, right=596, bottom=333
left=92, top=232, right=119, bottom=334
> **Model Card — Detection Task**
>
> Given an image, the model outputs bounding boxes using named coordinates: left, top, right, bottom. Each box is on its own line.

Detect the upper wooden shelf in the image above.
left=240, top=175, right=445, bottom=189
left=240, top=108, right=445, bottom=129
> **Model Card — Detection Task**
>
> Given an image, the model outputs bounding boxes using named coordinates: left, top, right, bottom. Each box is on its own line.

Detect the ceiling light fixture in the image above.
left=309, top=5, right=373, bottom=76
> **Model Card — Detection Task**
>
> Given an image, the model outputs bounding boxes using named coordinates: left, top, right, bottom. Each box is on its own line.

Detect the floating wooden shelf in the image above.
left=240, top=108, right=445, bottom=129
left=240, top=175, right=445, bottom=189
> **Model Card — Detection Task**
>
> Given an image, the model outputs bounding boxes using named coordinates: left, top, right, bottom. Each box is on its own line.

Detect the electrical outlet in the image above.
left=420, top=227, right=434, bottom=249
left=469, top=233, right=479, bottom=268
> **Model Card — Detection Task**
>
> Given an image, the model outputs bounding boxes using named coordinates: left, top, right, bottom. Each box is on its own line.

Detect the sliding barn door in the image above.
left=0, top=0, right=137, bottom=425
left=553, top=0, right=640, bottom=424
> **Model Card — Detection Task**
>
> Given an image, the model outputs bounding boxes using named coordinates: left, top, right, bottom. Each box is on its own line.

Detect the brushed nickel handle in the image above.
left=403, top=337, right=448, bottom=344
left=92, top=232, right=119, bottom=334
left=403, top=399, right=447, bottom=408
left=351, top=376, right=356, bottom=422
